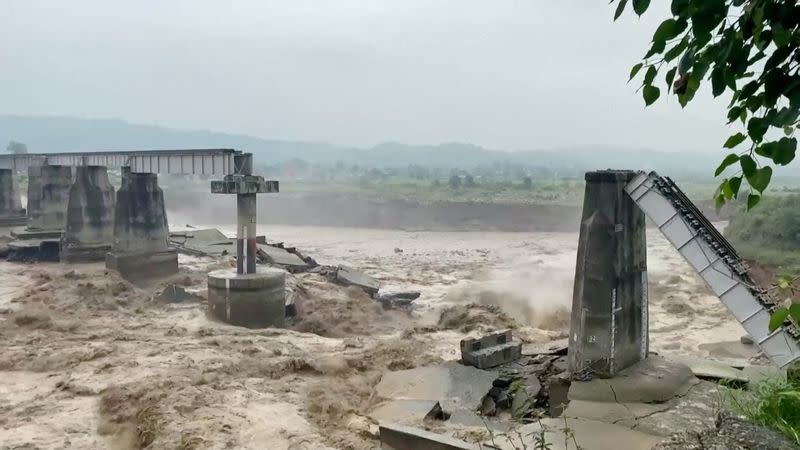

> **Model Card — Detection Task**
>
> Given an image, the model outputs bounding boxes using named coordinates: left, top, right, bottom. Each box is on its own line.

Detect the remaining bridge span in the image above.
left=0, top=148, right=238, bottom=175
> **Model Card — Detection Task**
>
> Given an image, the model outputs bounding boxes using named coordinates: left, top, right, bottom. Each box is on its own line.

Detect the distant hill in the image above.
left=0, top=114, right=777, bottom=177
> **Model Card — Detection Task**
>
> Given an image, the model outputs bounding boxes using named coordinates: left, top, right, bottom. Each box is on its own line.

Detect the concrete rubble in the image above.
left=461, top=330, right=522, bottom=369
left=335, top=265, right=381, bottom=296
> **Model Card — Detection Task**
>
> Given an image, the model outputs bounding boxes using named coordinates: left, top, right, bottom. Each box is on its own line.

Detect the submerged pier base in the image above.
left=568, top=170, right=648, bottom=378
left=106, top=168, right=177, bottom=281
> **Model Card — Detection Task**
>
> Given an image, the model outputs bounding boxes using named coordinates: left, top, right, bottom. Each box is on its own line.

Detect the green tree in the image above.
left=613, top=0, right=800, bottom=210
left=6, top=140, right=27, bottom=154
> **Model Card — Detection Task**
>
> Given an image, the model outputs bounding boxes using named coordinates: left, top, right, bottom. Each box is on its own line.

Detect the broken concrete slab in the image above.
left=256, top=244, right=309, bottom=270
left=670, top=355, right=749, bottom=384
left=568, top=355, right=695, bottom=404
left=461, top=330, right=522, bottom=369
left=370, top=400, right=441, bottom=425
left=376, top=290, right=421, bottom=310
left=335, top=265, right=380, bottom=296
left=697, top=340, right=759, bottom=361
left=154, top=285, right=199, bottom=303
left=169, top=228, right=233, bottom=258
left=373, top=361, right=496, bottom=426
left=488, top=418, right=662, bottom=450
left=521, top=337, right=569, bottom=356
left=379, top=423, right=480, bottom=450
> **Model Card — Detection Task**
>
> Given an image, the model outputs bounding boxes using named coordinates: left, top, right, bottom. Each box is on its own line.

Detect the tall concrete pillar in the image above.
left=26, top=165, right=42, bottom=222
left=208, top=153, right=283, bottom=328
left=61, top=165, right=116, bottom=262
left=105, top=169, right=177, bottom=281
left=27, top=165, right=72, bottom=232
left=568, top=170, right=647, bottom=378
left=0, top=168, right=26, bottom=226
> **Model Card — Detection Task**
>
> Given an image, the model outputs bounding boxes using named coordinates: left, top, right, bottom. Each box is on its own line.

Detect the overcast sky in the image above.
left=2, top=0, right=733, bottom=152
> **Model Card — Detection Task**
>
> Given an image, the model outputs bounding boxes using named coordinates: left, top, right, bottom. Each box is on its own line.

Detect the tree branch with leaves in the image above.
left=614, top=0, right=800, bottom=210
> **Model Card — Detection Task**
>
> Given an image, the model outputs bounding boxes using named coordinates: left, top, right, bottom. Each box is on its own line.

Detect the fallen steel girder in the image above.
left=625, top=171, right=800, bottom=369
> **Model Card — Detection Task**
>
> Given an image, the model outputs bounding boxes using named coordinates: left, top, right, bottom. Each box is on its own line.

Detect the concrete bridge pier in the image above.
left=18, top=164, right=73, bottom=237
left=61, top=165, right=116, bottom=262
left=26, top=165, right=42, bottom=223
left=207, top=153, right=283, bottom=328
left=0, top=168, right=26, bottom=226
left=568, top=170, right=648, bottom=378
left=106, top=167, right=177, bottom=281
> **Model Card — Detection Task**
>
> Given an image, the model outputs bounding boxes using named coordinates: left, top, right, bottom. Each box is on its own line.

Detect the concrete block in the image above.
left=379, top=423, right=480, bottom=450
left=207, top=268, right=285, bottom=328
left=460, top=330, right=522, bottom=368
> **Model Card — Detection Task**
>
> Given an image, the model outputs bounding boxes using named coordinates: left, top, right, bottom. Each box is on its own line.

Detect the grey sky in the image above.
left=2, top=0, right=732, bottom=152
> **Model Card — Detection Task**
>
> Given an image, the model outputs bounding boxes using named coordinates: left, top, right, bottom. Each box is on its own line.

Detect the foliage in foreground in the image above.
left=723, top=377, right=800, bottom=445
left=612, top=0, right=800, bottom=209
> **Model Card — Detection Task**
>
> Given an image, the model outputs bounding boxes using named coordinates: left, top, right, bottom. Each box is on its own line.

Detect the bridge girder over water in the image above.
left=0, top=148, right=239, bottom=176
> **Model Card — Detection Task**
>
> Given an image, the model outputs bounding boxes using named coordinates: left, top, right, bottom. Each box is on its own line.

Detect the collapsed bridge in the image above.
left=570, top=170, right=800, bottom=374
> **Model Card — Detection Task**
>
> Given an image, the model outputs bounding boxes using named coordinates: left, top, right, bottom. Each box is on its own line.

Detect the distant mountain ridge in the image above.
left=0, top=114, right=758, bottom=176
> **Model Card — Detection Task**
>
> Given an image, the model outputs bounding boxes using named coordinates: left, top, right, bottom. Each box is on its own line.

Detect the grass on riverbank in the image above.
left=723, top=377, right=800, bottom=445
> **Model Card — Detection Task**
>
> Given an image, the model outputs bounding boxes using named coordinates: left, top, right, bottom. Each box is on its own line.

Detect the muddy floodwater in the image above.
left=0, top=225, right=749, bottom=449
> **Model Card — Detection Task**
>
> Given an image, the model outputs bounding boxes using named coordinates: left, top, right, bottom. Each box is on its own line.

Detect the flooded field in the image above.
left=0, top=224, right=749, bottom=449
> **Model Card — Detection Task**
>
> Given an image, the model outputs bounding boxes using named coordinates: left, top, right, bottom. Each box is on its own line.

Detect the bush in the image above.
left=723, top=377, right=800, bottom=445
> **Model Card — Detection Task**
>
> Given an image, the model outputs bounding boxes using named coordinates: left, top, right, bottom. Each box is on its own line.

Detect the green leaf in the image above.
left=763, top=137, right=798, bottom=165
left=747, top=193, right=760, bottom=210
left=773, top=24, right=792, bottom=47
left=769, top=307, right=789, bottom=332
left=747, top=117, right=769, bottom=142
left=678, top=49, right=693, bottom=75
left=790, top=304, right=800, bottom=323
left=671, top=0, right=690, bottom=15
left=664, top=39, right=688, bottom=62
left=711, top=66, right=725, bottom=97
left=690, top=0, right=727, bottom=39
left=748, top=166, right=772, bottom=193
left=740, top=155, right=756, bottom=177
left=730, top=176, right=742, bottom=197
left=721, top=179, right=733, bottom=199
left=727, top=106, right=742, bottom=124
left=764, top=46, right=793, bottom=72
left=632, top=0, right=650, bottom=16
left=739, top=81, right=759, bottom=99
left=644, top=40, right=666, bottom=59
left=779, top=276, right=792, bottom=290
left=643, top=66, right=657, bottom=86
left=665, top=67, right=677, bottom=94
left=614, top=0, right=629, bottom=20
left=643, top=85, right=660, bottom=106
left=629, top=63, right=643, bottom=81
left=723, top=133, right=746, bottom=149
left=714, top=192, right=725, bottom=213
left=785, top=126, right=795, bottom=136
left=653, top=18, right=687, bottom=44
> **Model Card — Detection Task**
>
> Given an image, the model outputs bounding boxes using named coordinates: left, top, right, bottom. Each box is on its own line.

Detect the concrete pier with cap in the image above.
left=568, top=170, right=648, bottom=378
left=0, top=168, right=26, bottom=226
left=106, top=167, right=178, bottom=281
left=25, top=164, right=73, bottom=234
left=207, top=153, right=283, bottom=328
left=61, top=165, right=115, bottom=262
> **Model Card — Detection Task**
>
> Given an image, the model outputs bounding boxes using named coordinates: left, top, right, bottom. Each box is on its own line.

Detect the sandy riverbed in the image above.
left=0, top=225, right=749, bottom=449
